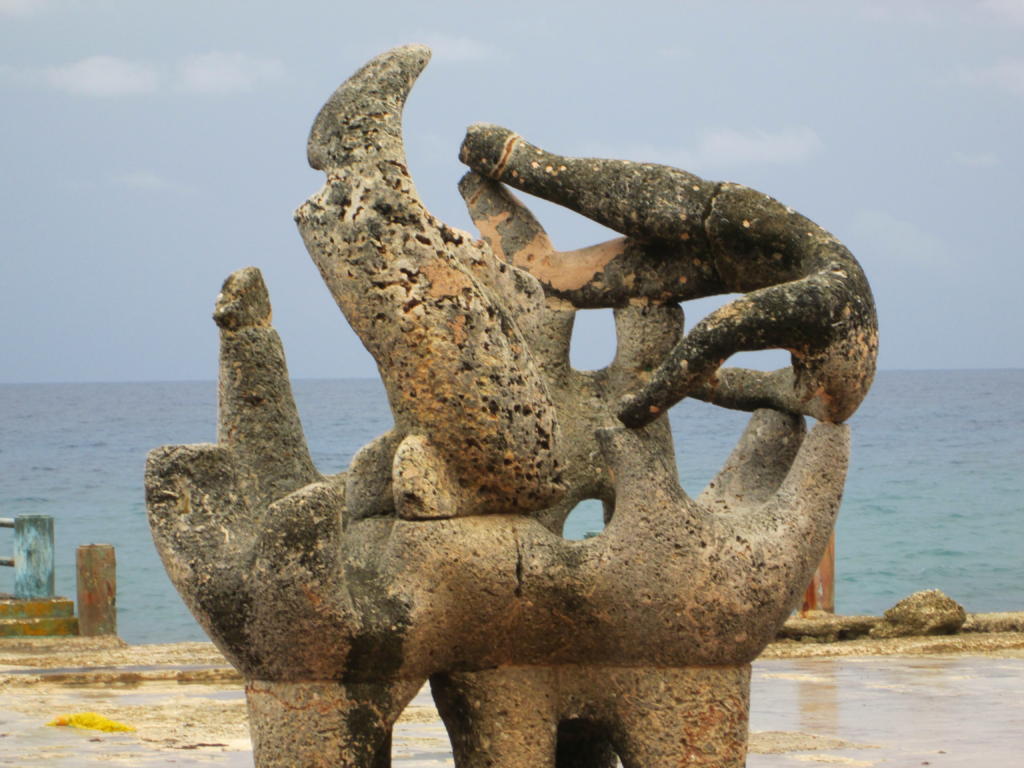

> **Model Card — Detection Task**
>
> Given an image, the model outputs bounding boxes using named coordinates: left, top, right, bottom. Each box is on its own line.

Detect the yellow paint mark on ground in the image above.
left=49, top=713, right=136, bottom=732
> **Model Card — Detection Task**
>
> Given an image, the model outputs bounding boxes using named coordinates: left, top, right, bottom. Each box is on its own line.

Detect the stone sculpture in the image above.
left=146, top=45, right=876, bottom=767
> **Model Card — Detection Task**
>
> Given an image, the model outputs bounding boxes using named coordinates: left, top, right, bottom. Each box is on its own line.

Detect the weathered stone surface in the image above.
left=460, top=125, right=878, bottom=425
left=870, top=589, right=967, bottom=639
left=434, top=665, right=751, bottom=767
left=774, top=607, right=1024, bottom=643
left=777, top=613, right=881, bottom=643
left=457, top=171, right=683, bottom=533
left=145, top=45, right=875, bottom=767
left=963, top=612, right=1024, bottom=633
left=246, top=678, right=421, bottom=768
left=296, top=47, right=562, bottom=519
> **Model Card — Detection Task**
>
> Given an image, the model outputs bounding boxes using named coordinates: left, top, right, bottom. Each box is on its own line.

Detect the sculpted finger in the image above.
left=214, top=267, right=320, bottom=507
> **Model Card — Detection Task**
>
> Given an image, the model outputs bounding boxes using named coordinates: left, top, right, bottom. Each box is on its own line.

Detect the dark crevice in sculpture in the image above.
left=146, top=44, right=876, bottom=767
left=556, top=719, right=617, bottom=768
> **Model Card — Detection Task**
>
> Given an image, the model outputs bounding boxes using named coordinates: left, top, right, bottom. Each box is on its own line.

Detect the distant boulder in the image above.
left=870, top=589, right=966, bottom=639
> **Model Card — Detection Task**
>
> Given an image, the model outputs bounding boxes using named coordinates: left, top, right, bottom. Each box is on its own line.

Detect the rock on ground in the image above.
left=870, top=589, right=967, bottom=639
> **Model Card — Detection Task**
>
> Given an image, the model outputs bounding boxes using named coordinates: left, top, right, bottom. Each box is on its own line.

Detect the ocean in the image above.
left=1, top=370, right=1021, bottom=644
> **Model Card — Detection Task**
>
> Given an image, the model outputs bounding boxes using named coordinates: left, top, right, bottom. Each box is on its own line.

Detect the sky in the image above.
left=1, top=0, right=1022, bottom=383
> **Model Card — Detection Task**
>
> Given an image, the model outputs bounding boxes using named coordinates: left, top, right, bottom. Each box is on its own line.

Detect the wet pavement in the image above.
left=748, top=655, right=1023, bottom=766
left=1, top=655, right=1021, bottom=766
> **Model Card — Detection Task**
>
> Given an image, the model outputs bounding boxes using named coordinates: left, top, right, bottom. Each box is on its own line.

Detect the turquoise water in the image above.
left=1, top=370, right=1021, bottom=643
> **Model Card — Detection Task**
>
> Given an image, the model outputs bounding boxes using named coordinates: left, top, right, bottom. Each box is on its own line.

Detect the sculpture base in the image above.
left=246, top=666, right=750, bottom=767
left=433, top=664, right=751, bottom=768
left=245, top=678, right=422, bottom=768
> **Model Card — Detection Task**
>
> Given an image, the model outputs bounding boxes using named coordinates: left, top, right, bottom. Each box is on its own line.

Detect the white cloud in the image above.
left=0, top=0, right=46, bottom=16
left=583, top=126, right=823, bottom=172
left=961, top=57, right=1024, bottom=95
left=693, top=127, right=823, bottom=167
left=952, top=150, right=998, bottom=168
left=45, top=56, right=157, bottom=96
left=0, top=59, right=136, bottom=95
left=112, top=171, right=170, bottom=191
left=859, top=1, right=1024, bottom=26
left=3, top=51, right=286, bottom=98
left=176, top=52, right=284, bottom=93
left=858, top=1, right=939, bottom=22
left=980, top=0, right=1024, bottom=25
left=415, top=34, right=493, bottom=62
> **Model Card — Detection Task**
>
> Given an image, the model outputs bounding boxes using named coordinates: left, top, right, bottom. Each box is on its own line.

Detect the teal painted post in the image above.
left=14, top=515, right=55, bottom=599
left=0, top=517, right=12, bottom=568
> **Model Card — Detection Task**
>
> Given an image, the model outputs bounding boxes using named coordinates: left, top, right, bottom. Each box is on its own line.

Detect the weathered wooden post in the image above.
left=13, top=515, right=55, bottom=600
left=76, top=544, right=117, bottom=636
left=801, top=533, right=836, bottom=614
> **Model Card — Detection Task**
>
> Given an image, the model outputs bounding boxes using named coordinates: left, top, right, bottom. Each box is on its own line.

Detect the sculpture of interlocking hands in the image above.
left=146, top=45, right=876, bottom=767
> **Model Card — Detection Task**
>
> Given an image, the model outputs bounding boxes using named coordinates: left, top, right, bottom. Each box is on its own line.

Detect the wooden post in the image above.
left=14, top=515, right=55, bottom=599
left=76, top=544, right=117, bottom=636
left=800, top=532, right=835, bottom=615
